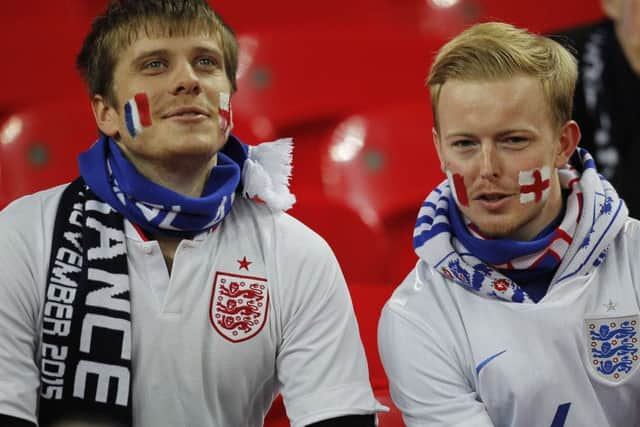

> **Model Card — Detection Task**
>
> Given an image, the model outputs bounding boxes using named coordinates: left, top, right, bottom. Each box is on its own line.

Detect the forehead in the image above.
left=111, top=17, right=223, bottom=61
left=437, top=76, right=552, bottom=133
left=125, top=32, right=223, bottom=57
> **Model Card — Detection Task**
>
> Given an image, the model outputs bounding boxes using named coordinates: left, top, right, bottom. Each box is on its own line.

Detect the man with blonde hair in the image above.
left=0, top=1, right=382, bottom=426
left=379, top=22, right=639, bottom=426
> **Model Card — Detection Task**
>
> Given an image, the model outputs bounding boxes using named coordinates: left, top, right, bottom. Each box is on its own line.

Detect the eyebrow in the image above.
left=444, top=128, right=536, bottom=139
left=132, top=45, right=224, bottom=66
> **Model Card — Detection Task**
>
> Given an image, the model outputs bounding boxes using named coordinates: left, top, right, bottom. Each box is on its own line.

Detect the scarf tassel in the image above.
left=242, top=138, right=296, bottom=211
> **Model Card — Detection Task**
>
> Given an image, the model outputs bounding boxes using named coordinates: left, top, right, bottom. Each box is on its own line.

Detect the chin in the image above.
left=475, top=221, right=520, bottom=239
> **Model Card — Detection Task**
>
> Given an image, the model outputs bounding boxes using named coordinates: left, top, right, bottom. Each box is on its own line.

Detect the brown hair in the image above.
left=76, top=0, right=238, bottom=105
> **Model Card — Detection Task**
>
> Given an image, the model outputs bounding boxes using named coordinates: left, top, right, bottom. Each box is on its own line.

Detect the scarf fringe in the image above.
left=242, top=138, right=296, bottom=211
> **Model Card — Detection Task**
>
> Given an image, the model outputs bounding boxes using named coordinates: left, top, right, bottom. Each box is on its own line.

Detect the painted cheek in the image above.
left=218, top=92, right=233, bottom=139
left=518, top=166, right=551, bottom=204
left=446, top=170, right=469, bottom=207
left=124, top=93, right=152, bottom=138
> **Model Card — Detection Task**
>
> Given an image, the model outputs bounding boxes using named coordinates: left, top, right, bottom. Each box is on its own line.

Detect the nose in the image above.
left=171, top=61, right=201, bottom=96
left=478, top=142, right=500, bottom=180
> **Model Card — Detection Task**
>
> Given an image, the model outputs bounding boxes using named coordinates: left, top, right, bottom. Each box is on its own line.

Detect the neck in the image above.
left=155, top=234, right=182, bottom=274
left=512, top=180, right=564, bottom=241
left=127, top=151, right=218, bottom=197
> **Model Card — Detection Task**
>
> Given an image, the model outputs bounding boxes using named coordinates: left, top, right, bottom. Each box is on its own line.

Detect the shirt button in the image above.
left=143, top=245, right=153, bottom=255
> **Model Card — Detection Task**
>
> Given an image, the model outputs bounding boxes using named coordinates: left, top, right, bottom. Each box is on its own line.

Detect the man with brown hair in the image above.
left=379, top=22, right=638, bottom=426
left=0, top=1, right=382, bottom=426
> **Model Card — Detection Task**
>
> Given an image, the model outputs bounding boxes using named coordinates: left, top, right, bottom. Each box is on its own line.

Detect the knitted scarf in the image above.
left=413, top=149, right=628, bottom=303
left=78, top=134, right=295, bottom=238
left=39, top=135, right=295, bottom=426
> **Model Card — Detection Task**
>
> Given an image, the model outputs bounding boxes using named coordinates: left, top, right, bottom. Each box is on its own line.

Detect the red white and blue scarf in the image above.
left=412, top=148, right=628, bottom=303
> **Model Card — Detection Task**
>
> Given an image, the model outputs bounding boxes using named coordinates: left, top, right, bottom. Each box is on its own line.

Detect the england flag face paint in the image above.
left=446, top=170, right=469, bottom=207
left=218, top=92, right=233, bottom=139
left=519, top=166, right=551, bottom=204
left=124, top=93, right=152, bottom=138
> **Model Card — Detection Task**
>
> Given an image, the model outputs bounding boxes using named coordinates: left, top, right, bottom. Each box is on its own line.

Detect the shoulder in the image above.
left=381, top=262, right=462, bottom=336
left=0, top=184, right=68, bottom=241
left=614, top=217, right=640, bottom=247
left=230, top=199, right=337, bottom=262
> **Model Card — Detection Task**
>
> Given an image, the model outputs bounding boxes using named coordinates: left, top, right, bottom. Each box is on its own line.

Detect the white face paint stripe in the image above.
left=218, top=92, right=233, bottom=138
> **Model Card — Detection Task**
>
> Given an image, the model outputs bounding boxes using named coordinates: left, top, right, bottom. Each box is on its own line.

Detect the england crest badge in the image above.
left=585, top=315, right=640, bottom=382
left=209, top=272, right=269, bottom=343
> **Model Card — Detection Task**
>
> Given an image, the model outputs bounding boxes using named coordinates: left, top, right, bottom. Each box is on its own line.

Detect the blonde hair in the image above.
left=428, top=22, right=577, bottom=130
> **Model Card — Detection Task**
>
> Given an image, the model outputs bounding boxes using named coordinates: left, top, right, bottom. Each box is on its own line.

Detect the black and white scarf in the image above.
left=39, top=178, right=131, bottom=426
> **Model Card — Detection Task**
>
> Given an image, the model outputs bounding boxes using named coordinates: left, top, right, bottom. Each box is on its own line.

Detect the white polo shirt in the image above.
left=379, top=220, right=640, bottom=427
left=0, top=184, right=382, bottom=427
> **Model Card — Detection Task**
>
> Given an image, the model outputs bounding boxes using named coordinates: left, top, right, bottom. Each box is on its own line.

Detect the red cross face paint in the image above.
left=218, top=92, right=233, bottom=139
left=519, top=166, right=551, bottom=204
left=446, top=170, right=469, bottom=207
left=124, top=93, right=152, bottom=138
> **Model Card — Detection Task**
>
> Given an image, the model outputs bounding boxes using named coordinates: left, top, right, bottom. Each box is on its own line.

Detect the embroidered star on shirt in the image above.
left=237, top=256, right=252, bottom=271
left=603, top=299, right=617, bottom=312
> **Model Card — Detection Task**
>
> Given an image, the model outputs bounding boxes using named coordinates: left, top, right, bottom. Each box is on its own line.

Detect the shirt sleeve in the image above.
left=378, top=298, right=494, bottom=427
left=0, top=197, right=47, bottom=424
left=272, top=215, right=384, bottom=427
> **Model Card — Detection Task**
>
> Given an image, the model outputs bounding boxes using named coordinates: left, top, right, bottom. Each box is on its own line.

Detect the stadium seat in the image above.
left=319, top=101, right=441, bottom=221
left=231, top=22, right=444, bottom=136
left=0, top=5, right=90, bottom=110
left=288, top=102, right=440, bottom=284
left=288, top=197, right=388, bottom=284
left=0, top=97, right=96, bottom=205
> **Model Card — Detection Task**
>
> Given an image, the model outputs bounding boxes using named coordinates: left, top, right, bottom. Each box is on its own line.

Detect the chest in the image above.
left=458, top=274, right=640, bottom=426
left=124, top=230, right=281, bottom=413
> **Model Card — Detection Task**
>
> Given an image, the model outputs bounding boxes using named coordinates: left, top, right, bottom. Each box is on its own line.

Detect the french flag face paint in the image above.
left=124, top=93, right=152, bottom=138
left=519, top=166, right=551, bottom=204
left=218, top=92, right=233, bottom=139
left=446, top=170, right=469, bottom=207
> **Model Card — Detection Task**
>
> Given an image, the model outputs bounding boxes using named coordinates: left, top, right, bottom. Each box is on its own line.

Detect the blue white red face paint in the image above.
left=218, top=92, right=233, bottom=139
left=446, top=170, right=469, bottom=207
left=124, top=93, right=152, bottom=138
left=519, top=166, right=551, bottom=204
left=123, top=91, right=232, bottom=140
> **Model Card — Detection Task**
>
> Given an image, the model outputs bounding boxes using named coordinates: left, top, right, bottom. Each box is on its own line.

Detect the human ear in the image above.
left=91, top=94, right=120, bottom=138
left=601, top=0, right=621, bottom=20
left=554, top=120, right=581, bottom=168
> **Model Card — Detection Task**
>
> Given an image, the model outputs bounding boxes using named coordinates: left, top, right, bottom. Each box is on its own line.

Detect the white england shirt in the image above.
left=379, top=220, right=640, bottom=427
left=0, top=184, right=382, bottom=426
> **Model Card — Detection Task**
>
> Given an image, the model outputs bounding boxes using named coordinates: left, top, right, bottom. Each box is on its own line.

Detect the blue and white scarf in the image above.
left=78, top=134, right=295, bottom=237
left=413, top=148, right=628, bottom=303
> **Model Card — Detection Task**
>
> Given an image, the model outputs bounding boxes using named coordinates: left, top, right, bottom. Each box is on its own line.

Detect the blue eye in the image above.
left=143, top=60, right=166, bottom=70
left=196, top=57, right=218, bottom=67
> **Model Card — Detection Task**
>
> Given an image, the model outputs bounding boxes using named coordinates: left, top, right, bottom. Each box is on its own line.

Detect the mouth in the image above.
left=473, top=192, right=514, bottom=210
left=475, top=193, right=511, bottom=202
left=162, top=107, right=211, bottom=119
